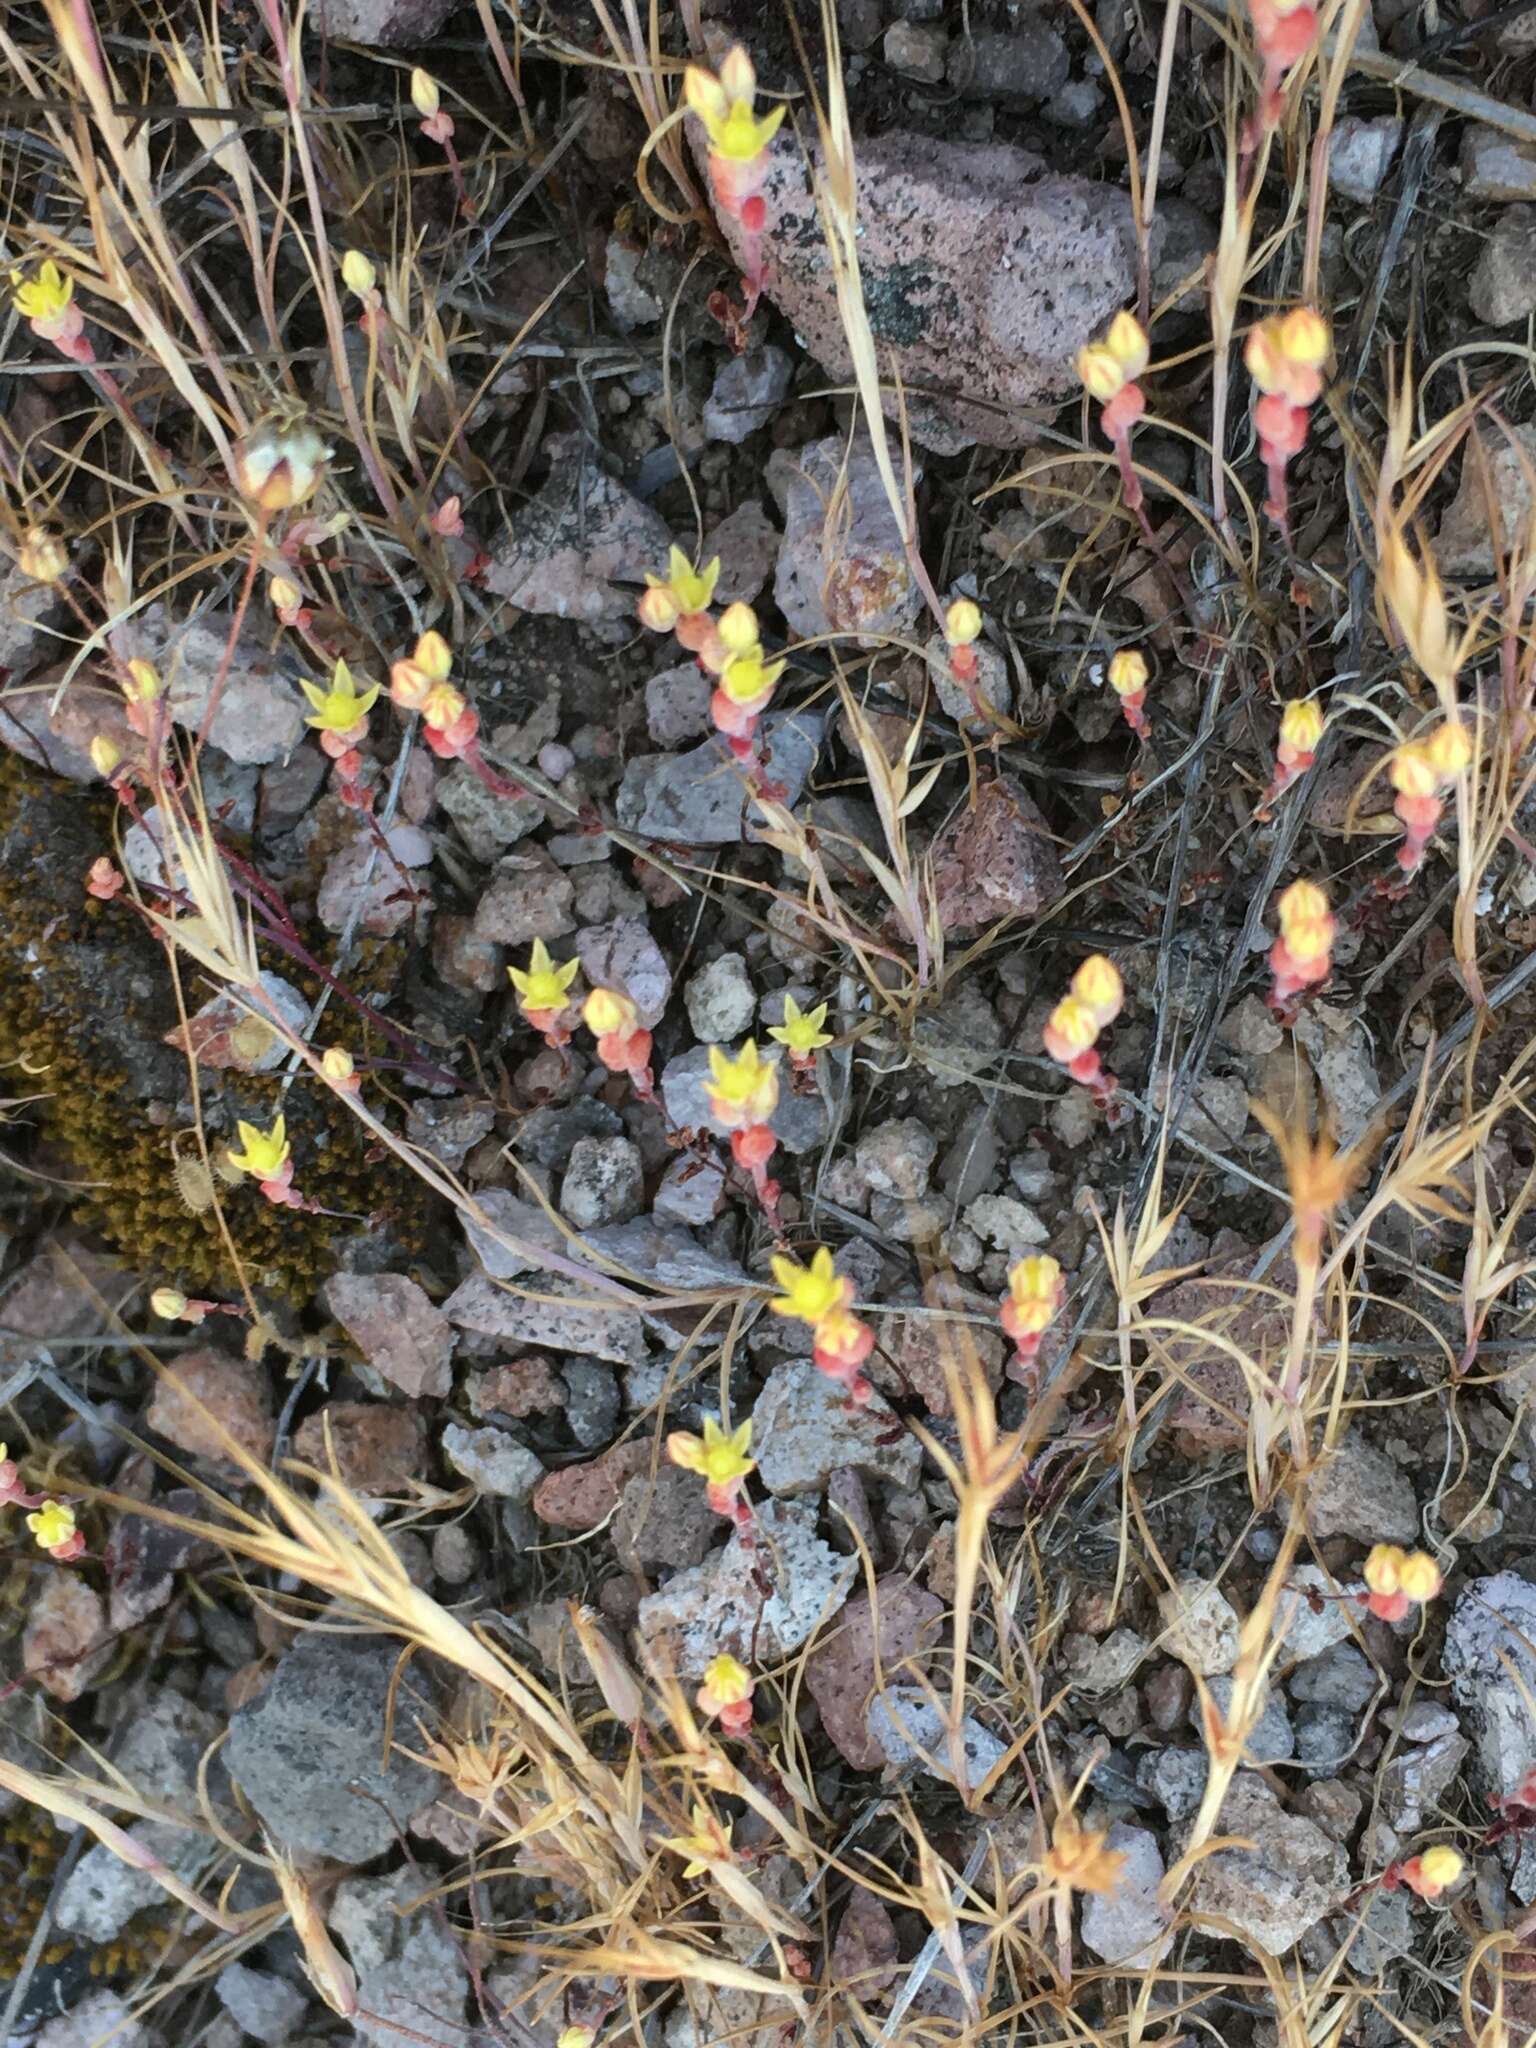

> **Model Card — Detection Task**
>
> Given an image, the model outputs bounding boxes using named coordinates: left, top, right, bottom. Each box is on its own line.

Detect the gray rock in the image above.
left=1470, top=205, right=1536, bottom=325
left=515, top=1098, right=624, bottom=1173
left=856, top=1117, right=938, bottom=1200
left=1140, top=1746, right=1208, bottom=1822
left=308, top=0, right=452, bottom=40
left=654, top=1150, right=727, bottom=1224
left=1196, top=1675, right=1295, bottom=1763
left=216, top=1963, right=309, bottom=2044
left=685, top=953, right=757, bottom=1043
left=948, top=22, right=1070, bottom=100
left=324, top=1271, right=455, bottom=1399
left=1188, top=1774, right=1349, bottom=1954
left=884, top=18, right=949, bottom=79
left=227, top=1635, right=437, bottom=1861
left=1295, top=1703, right=1356, bottom=1772
left=444, top=1271, right=647, bottom=1367
left=1289, top=1643, right=1377, bottom=1711
left=562, top=1360, right=620, bottom=1447
left=1327, top=114, right=1402, bottom=201
left=646, top=662, right=712, bottom=748
left=616, top=712, right=824, bottom=845
left=1378, top=1728, right=1469, bottom=1829
left=485, top=462, right=672, bottom=628
left=638, top=1498, right=855, bottom=1677
left=330, top=1866, right=469, bottom=2048
left=1462, top=124, right=1536, bottom=202
left=1333, top=1886, right=1412, bottom=1973
left=1291, top=1002, right=1381, bottom=1151
left=122, top=602, right=305, bottom=764
left=605, top=232, right=662, bottom=328
left=928, top=632, right=1013, bottom=730
left=615, top=1465, right=718, bottom=1569
left=440, top=1424, right=544, bottom=1501
left=1080, top=1824, right=1172, bottom=1964
left=472, top=849, right=575, bottom=947
left=37, top=1992, right=147, bottom=2048
left=1307, top=1431, right=1417, bottom=1543
left=1273, top=1564, right=1356, bottom=1666
left=1396, top=1700, right=1461, bottom=1743
left=751, top=1359, right=922, bottom=1496
left=964, top=1193, right=1049, bottom=1254
left=772, top=434, right=922, bottom=643
left=437, top=762, right=542, bottom=861
left=317, top=820, right=433, bottom=938
left=1064, top=1627, right=1149, bottom=1692
left=573, top=915, right=673, bottom=1027
left=661, top=1043, right=827, bottom=1153
left=1158, top=1575, right=1240, bottom=1675
left=1443, top=1571, right=1536, bottom=1797
left=562, top=1134, right=644, bottom=1229
left=1435, top=422, right=1536, bottom=577
left=867, top=1686, right=1006, bottom=1791
left=703, top=346, right=794, bottom=444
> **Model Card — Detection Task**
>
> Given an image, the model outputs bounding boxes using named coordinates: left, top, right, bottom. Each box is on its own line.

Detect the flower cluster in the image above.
left=1, top=1445, right=85, bottom=1561
left=1245, top=308, right=1329, bottom=535
left=1107, top=648, right=1150, bottom=739
left=1268, top=877, right=1335, bottom=1019
left=696, top=1651, right=755, bottom=1735
left=1384, top=1843, right=1462, bottom=1902
left=1361, top=1543, right=1442, bottom=1623
left=706, top=1040, right=782, bottom=1226
left=1389, top=722, right=1473, bottom=877
left=11, top=260, right=90, bottom=362
left=227, top=1115, right=301, bottom=1209
left=1077, top=311, right=1151, bottom=512
left=770, top=1247, right=876, bottom=1404
left=1259, top=697, right=1326, bottom=816
left=509, top=939, right=580, bottom=1051
left=638, top=553, right=786, bottom=781
left=1043, top=955, right=1124, bottom=1112
left=302, top=658, right=380, bottom=806
left=999, top=1253, right=1064, bottom=1385
left=390, top=631, right=478, bottom=760
left=583, top=986, right=654, bottom=1098
left=667, top=1416, right=755, bottom=1521
left=684, top=46, right=783, bottom=322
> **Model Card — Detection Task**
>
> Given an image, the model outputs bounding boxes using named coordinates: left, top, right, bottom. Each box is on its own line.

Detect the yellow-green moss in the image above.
left=0, top=753, right=433, bottom=1296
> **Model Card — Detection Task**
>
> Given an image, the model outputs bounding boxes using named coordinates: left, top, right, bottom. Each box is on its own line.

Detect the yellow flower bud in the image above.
left=1104, top=310, right=1150, bottom=380
left=17, top=528, right=68, bottom=583
left=1070, top=954, right=1123, bottom=1027
left=1279, top=698, right=1325, bottom=754
left=1077, top=343, right=1126, bottom=404
left=944, top=597, right=982, bottom=647
left=321, top=1046, right=356, bottom=1083
left=1397, top=1551, right=1443, bottom=1603
left=1417, top=1844, right=1463, bottom=1893
left=123, top=657, right=161, bottom=704
left=1363, top=1542, right=1405, bottom=1596
left=410, top=67, right=441, bottom=119
left=341, top=250, right=377, bottom=295
left=1389, top=742, right=1438, bottom=799
left=1108, top=648, right=1149, bottom=699
left=583, top=986, right=639, bottom=1038
left=270, top=575, right=302, bottom=615
left=150, top=1286, right=189, bottom=1319
left=1045, top=995, right=1099, bottom=1057
left=1425, top=721, right=1473, bottom=781
left=88, top=734, right=122, bottom=778
left=233, top=419, right=331, bottom=513
left=1277, top=305, right=1329, bottom=371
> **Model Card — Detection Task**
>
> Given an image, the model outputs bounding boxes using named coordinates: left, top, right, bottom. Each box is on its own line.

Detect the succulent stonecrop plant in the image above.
left=1361, top=1543, right=1443, bottom=1622
left=769, top=1247, right=876, bottom=1404
left=666, top=1414, right=756, bottom=1521
left=767, top=993, right=832, bottom=1079
left=1043, top=955, right=1125, bottom=1113
left=1259, top=697, right=1327, bottom=816
left=999, top=1253, right=1065, bottom=1384
left=1268, top=877, right=1335, bottom=1019
left=1, top=1446, right=85, bottom=1561
left=1389, top=722, right=1473, bottom=879
left=1386, top=1843, right=1463, bottom=1901
left=508, top=940, right=581, bottom=1054
left=1244, top=308, right=1330, bottom=537
left=683, top=45, right=784, bottom=327
left=389, top=632, right=528, bottom=797
left=410, top=68, right=469, bottom=218
left=695, top=1651, right=755, bottom=1735
left=1247, top=0, right=1319, bottom=128
left=301, top=658, right=380, bottom=808
left=1077, top=311, right=1150, bottom=515
left=705, top=1040, right=782, bottom=1227
left=232, top=417, right=332, bottom=515
left=582, top=986, right=655, bottom=1099
left=227, top=1115, right=301, bottom=1209
left=10, top=260, right=90, bottom=363
left=1107, top=648, right=1151, bottom=740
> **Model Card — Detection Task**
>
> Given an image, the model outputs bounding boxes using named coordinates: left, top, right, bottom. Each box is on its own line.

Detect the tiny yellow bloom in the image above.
left=669, top=546, right=720, bottom=615
left=584, top=986, right=639, bottom=1038
left=320, top=1046, right=356, bottom=1084
left=1397, top=1551, right=1443, bottom=1603
left=1390, top=741, right=1439, bottom=798
left=700, top=1652, right=753, bottom=1707
left=341, top=250, right=377, bottom=295
left=11, top=260, right=74, bottom=324
left=1070, top=955, right=1123, bottom=1028
left=1277, top=879, right=1334, bottom=965
left=1425, top=721, right=1473, bottom=781
left=150, top=1286, right=190, bottom=1319
left=768, top=993, right=832, bottom=1058
left=420, top=680, right=469, bottom=734
left=1107, top=649, right=1149, bottom=699
left=123, top=658, right=161, bottom=704
left=1417, top=1843, right=1463, bottom=1893
left=300, top=658, right=380, bottom=734
left=684, top=47, right=785, bottom=163
left=769, top=1246, right=848, bottom=1325
left=270, top=574, right=303, bottom=615
left=18, top=528, right=67, bottom=583
left=668, top=1415, right=755, bottom=1488
left=1045, top=995, right=1099, bottom=1058
left=414, top=630, right=453, bottom=683
left=557, top=2030, right=594, bottom=2048
left=1363, top=1542, right=1405, bottom=1597
left=1279, top=698, right=1325, bottom=753
left=88, top=735, right=122, bottom=778
left=1103, top=309, right=1150, bottom=380
left=1076, top=342, right=1126, bottom=404
left=26, top=1500, right=78, bottom=1553
left=705, top=1039, right=780, bottom=1127
left=1277, top=305, right=1329, bottom=370
left=944, top=598, right=982, bottom=648
left=508, top=939, right=580, bottom=1017
left=662, top=1802, right=734, bottom=1877
left=1006, top=1253, right=1063, bottom=1334
left=716, top=602, right=762, bottom=658
left=719, top=649, right=785, bottom=706
left=410, top=67, right=441, bottom=118
left=227, top=1115, right=291, bottom=1181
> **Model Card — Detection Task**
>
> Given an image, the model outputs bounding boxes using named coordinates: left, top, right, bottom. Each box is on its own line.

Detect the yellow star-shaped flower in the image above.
left=508, top=939, right=579, bottom=1018
left=11, top=261, right=73, bottom=324
left=1280, top=698, right=1325, bottom=753
left=769, top=1246, right=847, bottom=1325
left=767, top=994, right=832, bottom=1058
left=683, top=48, right=785, bottom=164
left=661, top=1803, right=734, bottom=1877
left=227, top=1116, right=291, bottom=1181
left=718, top=649, right=785, bottom=708
left=667, top=1415, right=754, bottom=1489
left=26, top=1500, right=78, bottom=1553
left=300, top=658, right=380, bottom=734
left=705, top=1040, right=779, bottom=1128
